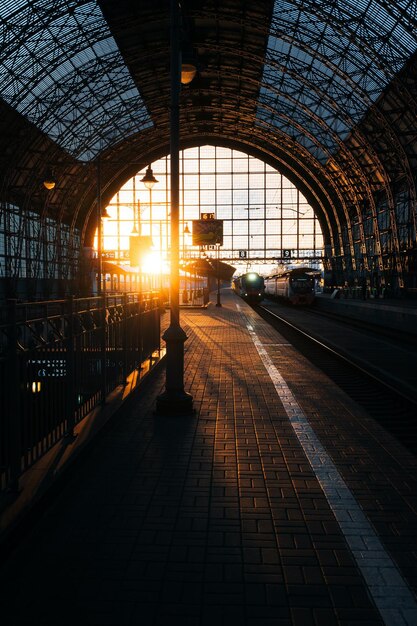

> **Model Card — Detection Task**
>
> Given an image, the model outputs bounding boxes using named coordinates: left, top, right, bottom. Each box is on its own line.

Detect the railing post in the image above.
left=122, top=293, right=128, bottom=385
left=135, top=294, right=140, bottom=369
left=100, top=293, right=107, bottom=404
left=154, top=295, right=161, bottom=364
left=65, top=296, right=76, bottom=438
left=7, top=299, right=21, bottom=492
left=155, top=295, right=161, bottom=363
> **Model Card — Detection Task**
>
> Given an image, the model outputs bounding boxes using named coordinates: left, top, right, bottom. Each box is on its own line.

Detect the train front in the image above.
left=241, top=272, right=265, bottom=302
left=289, top=271, right=315, bottom=305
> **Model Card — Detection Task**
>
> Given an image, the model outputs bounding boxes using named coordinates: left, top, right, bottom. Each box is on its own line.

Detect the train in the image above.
left=264, top=267, right=316, bottom=305
left=232, top=272, right=265, bottom=302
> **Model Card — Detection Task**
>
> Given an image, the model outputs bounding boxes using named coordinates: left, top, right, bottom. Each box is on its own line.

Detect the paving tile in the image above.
left=1, top=293, right=416, bottom=625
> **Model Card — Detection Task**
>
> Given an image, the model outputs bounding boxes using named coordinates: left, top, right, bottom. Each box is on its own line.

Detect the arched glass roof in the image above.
left=2, top=0, right=417, bottom=174
left=257, top=0, right=417, bottom=163
left=0, top=0, right=152, bottom=161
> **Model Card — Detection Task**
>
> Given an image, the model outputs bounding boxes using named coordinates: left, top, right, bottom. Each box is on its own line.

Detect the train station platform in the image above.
left=1, top=290, right=417, bottom=626
left=315, top=292, right=417, bottom=337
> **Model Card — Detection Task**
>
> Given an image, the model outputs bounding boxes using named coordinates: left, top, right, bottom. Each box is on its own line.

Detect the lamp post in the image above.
left=96, top=156, right=111, bottom=295
left=156, top=0, right=193, bottom=415
left=141, top=165, right=158, bottom=292
left=97, top=158, right=103, bottom=296
left=130, top=198, right=142, bottom=293
left=96, top=155, right=111, bottom=404
left=182, top=223, right=192, bottom=303
left=215, top=243, right=222, bottom=307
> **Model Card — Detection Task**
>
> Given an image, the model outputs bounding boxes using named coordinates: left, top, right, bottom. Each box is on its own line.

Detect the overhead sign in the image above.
left=239, top=250, right=247, bottom=259
left=201, top=212, right=215, bottom=220
left=192, top=219, right=223, bottom=246
left=282, top=249, right=292, bottom=259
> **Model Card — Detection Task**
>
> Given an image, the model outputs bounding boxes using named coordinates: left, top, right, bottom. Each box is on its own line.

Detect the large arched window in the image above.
left=99, top=145, right=323, bottom=277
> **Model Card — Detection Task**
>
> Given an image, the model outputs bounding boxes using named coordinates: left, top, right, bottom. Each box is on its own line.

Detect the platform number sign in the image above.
left=282, top=249, right=292, bottom=259
left=239, top=250, right=247, bottom=259
left=201, top=212, right=215, bottom=220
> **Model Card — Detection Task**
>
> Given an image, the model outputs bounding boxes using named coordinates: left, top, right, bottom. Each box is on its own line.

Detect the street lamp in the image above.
left=43, top=168, right=56, bottom=190
left=141, top=165, right=158, bottom=190
left=156, top=0, right=194, bottom=415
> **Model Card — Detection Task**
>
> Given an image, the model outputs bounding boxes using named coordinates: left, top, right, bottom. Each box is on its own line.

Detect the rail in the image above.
left=0, top=292, right=162, bottom=492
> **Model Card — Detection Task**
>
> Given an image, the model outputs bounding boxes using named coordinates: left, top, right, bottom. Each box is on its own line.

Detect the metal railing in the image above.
left=0, top=292, right=161, bottom=492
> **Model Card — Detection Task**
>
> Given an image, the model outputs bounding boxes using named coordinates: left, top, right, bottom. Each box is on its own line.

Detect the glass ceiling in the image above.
left=258, top=0, right=417, bottom=164
left=0, top=0, right=152, bottom=161
left=2, top=1, right=417, bottom=166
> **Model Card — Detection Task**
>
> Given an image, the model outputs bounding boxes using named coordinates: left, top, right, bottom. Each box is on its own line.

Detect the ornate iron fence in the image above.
left=0, top=292, right=161, bottom=491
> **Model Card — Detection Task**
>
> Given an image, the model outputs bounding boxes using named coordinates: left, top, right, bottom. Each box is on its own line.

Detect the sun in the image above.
left=141, top=250, right=169, bottom=275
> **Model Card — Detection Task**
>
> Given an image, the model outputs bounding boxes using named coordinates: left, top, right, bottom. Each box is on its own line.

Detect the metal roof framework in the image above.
left=1, top=0, right=417, bottom=291
left=0, top=0, right=152, bottom=161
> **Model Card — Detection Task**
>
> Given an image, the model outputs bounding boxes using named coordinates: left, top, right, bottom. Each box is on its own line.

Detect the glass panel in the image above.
left=249, top=220, right=266, bottom=235
left=183, top=175, right=200, bottom=188
left=0, top=1, right=151, bottom=161
left=217, top=174, right=232, bottom=189
left=258, top=1, right=417, bottom=159
left=200, top=189, right=216, bottom=205
left=215, top=159, right=232, bottom=172
left=200, top=175, right=216, bottom=189
left=249, top=190, right=265, bottom=206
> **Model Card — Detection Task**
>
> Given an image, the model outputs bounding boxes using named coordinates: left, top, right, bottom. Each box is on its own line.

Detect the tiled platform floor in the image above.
left=1, top=290, right=417, bottom=626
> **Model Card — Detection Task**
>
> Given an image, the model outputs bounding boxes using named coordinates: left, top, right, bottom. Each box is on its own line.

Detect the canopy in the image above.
left=182, top=258, right=236, bottom=281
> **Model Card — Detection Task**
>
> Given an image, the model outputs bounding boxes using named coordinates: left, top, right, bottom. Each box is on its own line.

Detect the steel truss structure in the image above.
left=0, top=0, right=417, bottom=299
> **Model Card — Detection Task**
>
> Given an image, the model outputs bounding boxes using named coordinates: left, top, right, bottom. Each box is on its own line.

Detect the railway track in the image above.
left=305, top=304, right=417, bottom=349
left=255, top=302, right=417, bottom=456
